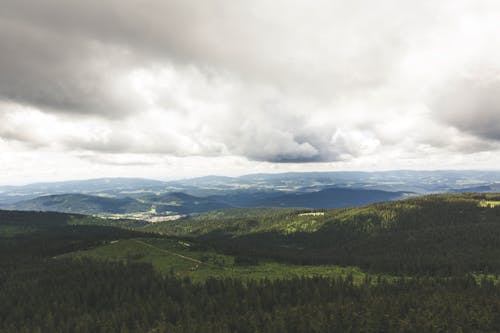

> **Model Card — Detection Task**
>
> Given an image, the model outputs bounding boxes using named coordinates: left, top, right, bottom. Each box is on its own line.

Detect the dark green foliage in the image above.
left=0, top=210, right=155, bottom=268
left=189, top=207, right=301, bottom=220
left=0, top=209, right=81, bottom=227
left=0, top=209, right=148, bottom=231
left=2, top=258, right=500, bottom=333
left=234, top=255, right=259, bottom=266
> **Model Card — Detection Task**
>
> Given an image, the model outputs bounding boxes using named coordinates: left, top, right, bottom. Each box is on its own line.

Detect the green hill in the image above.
left=6, top=194, right=151, bottom=215
left=138, top=192, right=233, bottom=214
left=251, top=187, right=410, bottom=208
left=147, top=193, right=500, bottom=275
left=5, top=192, right=234, bottom=217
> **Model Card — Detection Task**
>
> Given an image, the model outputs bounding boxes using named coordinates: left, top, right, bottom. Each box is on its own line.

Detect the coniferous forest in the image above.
left=2, top=194, right=500, bottom=332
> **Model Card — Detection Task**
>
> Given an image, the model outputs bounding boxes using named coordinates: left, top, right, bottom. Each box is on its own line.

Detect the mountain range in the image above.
left=3, top=188, right=410, bottom=217
left=1, top=170, right=499, bottom=217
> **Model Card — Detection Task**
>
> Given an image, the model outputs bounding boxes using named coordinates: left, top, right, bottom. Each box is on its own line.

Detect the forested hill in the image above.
left=3, top=192, right=232, bottom=216
left=5, top=194, right=151, bottom=215
left=148, top=193, right=500, bottom=275
left=3, top=194, right=500, bottom=332
left=250, top=187, right=408, bottom=208
left=0, top=209, right=149, bottom=229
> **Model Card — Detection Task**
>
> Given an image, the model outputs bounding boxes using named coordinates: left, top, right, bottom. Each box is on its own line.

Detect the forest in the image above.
left=2, top=194, right=500, bottom=332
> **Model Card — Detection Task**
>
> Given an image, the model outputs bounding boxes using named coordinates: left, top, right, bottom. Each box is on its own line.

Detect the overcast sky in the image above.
left=1, top=0, right=500, bottom=184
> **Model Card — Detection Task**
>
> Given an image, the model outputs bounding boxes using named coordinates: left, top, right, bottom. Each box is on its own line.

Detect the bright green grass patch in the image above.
left=59, top=237, right=395, bottom=283
left=471, top=272, right=500, bottom=285
left=189, top=262, right=372, bottom=284
left=298, top=212, right=325, bottom=217
left=479, top=201, right=500, bottom=208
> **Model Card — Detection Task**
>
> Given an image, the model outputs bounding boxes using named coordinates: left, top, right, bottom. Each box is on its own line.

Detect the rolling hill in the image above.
left=2, top=170, right=500, bottom=205
left=138, top=192, right=234, bottom=214
left=251, top=187, right=410, bottom=208
left=4, top=192, right=234, bottom=216
left=147, top=193, right=500, bottom=275
left=5, top=194, right=152, bottom=215
left=3, top=187, right=410, bottom=217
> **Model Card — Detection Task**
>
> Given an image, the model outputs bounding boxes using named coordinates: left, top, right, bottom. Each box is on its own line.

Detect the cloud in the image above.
left=1, top=0, right=500, bottom=176
left=431, top=74, right=500, bottom=141
left=0, top=0, right=434, bottom=116
left=0, top=17, right=145, bottom=117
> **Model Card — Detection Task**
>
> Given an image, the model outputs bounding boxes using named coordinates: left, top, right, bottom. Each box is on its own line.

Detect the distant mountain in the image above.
left=0, top=177, right=168, bottom=193
left=1, top=170, right=500, bottom=210
left=237, top=170, right=500, bottom=193
left=452, top=185, right=493, bottom=193
left=6, top=194, right=152, bottom=215
left=252, top=188, right=410, bottom=208
left=0, top=178, right=170, bottom=204
left=5, top=192, right=234, bottom=216
left=138, top=192, right=233, bottom=214
left=205, top=189, right=288, bottom=207
left=3, top=188, right=408, bottom=217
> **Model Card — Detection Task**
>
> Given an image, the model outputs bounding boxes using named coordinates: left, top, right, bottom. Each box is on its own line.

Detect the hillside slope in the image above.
left=3, top=188, right=409, bottom=216
left=148, top=193, right=500, bottom=275
left=138, top=192, right=233, bottom=214
left=4, top=192, right=233, bottom=216
left=6, top=194, right=152, bottom=215
left=253, top=187, right=409, bottom=208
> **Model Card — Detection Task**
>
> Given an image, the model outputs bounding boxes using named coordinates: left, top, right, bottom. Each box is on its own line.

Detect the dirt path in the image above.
left=133, top=239, right=206, bottom=265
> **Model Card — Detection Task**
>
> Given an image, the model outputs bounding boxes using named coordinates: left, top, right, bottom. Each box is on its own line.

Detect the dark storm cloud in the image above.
left=0, top=0, right=218, bottom=117
left=0, top=15, right=142, bottom=117
left=431, top=76, right=500, bottom=141
left=0, top=0, right=418, bottom=118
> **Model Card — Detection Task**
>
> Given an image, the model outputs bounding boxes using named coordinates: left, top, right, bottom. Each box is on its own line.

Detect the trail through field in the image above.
left=133, top=239, right=210, bottom=266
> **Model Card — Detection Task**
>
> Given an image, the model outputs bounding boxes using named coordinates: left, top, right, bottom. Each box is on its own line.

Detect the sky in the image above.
left=1, top=0, right=500, bottom=185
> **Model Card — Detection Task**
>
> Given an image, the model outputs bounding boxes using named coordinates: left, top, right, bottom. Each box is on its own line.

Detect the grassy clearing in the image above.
left=479, top=200, right=500, bottom=208
left=59, top=238, right=200, bottom=276
left=298, top=212, right=325, bottom=217
left=189, top=262, right=372, bottom=284
left=59, top=237, right=394, bottom=283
